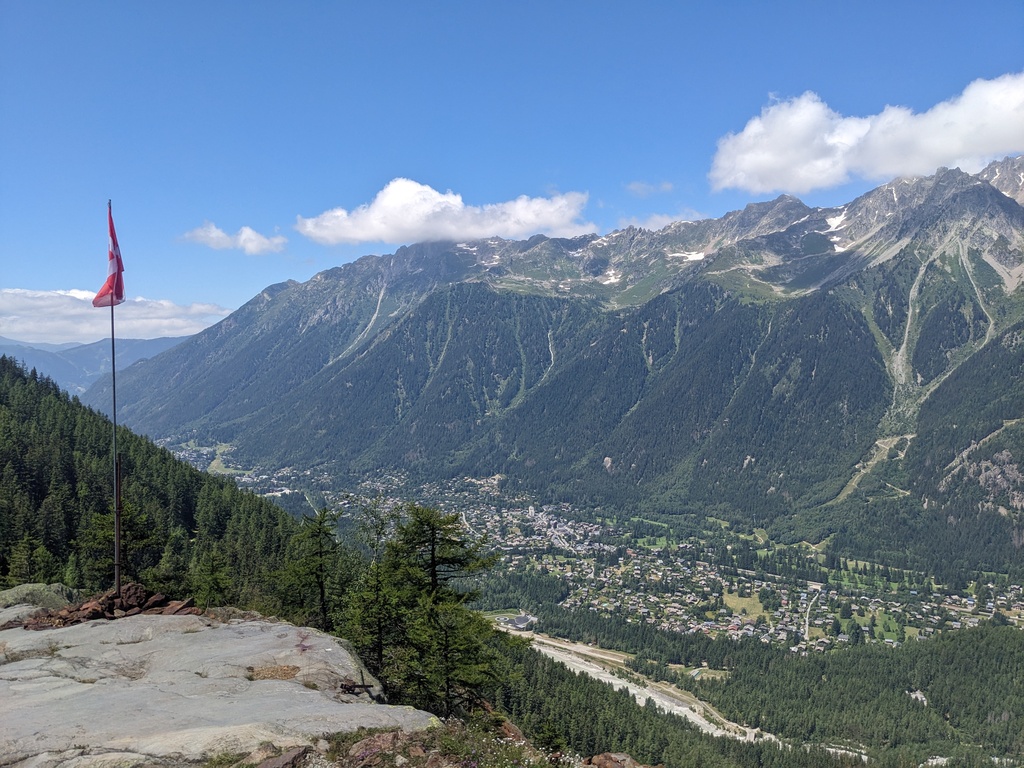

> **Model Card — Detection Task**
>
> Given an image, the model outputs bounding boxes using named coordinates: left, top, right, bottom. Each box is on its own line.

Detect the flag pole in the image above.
left=101, top=198, right=122, bottom=597
left=94, top=199, right=126, bottom=597
left=110, top=290, right=121, bottom=598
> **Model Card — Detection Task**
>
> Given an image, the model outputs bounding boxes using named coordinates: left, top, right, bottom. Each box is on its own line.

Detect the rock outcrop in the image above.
left=0, top=586, right=655, bottom=768
left=0, top=589, right=435, bottom=766
left=0, top=582, right=78, bottom=612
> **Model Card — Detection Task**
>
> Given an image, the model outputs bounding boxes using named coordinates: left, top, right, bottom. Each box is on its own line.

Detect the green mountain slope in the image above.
left=82, top=159, right=1024, bottom=571
left=0, top=355, right=298, bottom=600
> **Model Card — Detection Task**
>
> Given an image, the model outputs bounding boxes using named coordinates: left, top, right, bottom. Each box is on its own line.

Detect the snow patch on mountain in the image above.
left=600, top=269, right=623, bottom=284
left=825, top=210, right=848, bottom=232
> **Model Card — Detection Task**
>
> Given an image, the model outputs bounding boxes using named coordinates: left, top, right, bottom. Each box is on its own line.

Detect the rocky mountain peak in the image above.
left=720, top=194, right=812, bottom=239
left=978, top=155, right=1024, bottom=205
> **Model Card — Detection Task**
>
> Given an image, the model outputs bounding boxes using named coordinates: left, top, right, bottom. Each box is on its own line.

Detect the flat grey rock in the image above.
left=0, top=613, right=436, bottom=766
left=0, top=604, right=46, bottom=626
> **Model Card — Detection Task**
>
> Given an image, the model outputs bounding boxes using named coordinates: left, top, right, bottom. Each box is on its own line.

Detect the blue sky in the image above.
left=2, top=2, right=1022, bottom=344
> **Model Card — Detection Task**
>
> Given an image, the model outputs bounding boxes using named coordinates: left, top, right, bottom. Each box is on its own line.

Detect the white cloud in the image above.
left=0, top=289, right=232, bottom=345
left=626, top=181, right=674, bottom=198
left=710, top=72, right=1024, bottom=195
left=184, top=222, right=287, bottom=254
left=296, top=178, right=596, bottom=245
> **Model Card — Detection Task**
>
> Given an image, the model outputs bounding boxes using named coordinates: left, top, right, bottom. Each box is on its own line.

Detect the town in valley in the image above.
left=176, top=445, right=1024, bottom=653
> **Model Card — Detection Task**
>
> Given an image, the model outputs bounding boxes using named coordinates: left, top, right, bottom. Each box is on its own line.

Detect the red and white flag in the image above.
left=93, top=201, right=125, bottom=307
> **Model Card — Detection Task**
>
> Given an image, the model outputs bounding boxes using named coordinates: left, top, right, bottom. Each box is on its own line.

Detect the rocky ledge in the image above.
left=0, top=585, right=435, bottom=767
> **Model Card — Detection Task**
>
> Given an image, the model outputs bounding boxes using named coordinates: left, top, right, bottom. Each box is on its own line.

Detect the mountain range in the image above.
left=0, top=336, right=185, bottom=395
left=83, top=156, right=1024, bottom=573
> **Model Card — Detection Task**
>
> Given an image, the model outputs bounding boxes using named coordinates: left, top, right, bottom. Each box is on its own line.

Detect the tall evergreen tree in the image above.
left=277, top=507, right=345, bottom=631
left=342, top=501, right=499, bottom=716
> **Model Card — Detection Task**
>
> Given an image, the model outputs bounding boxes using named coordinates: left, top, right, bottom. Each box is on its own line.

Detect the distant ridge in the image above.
left=1, top=336, right=188, bottom=394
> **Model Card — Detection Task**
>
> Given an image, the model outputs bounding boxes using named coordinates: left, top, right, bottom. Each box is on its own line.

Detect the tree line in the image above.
left=0, top=355, right=297, bottom=606
left=475, top=565, right=1024, bottom=762
left=0, top=355, right=501, bottom=717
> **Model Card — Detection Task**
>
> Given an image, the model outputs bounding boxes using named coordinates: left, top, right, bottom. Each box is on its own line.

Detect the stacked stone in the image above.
left=12, top=583, right=202, bottom=630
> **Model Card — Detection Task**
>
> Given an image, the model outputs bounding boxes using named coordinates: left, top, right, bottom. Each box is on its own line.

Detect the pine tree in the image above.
left=190, top=545, right=231, bottom=610
left=278, top=507, right=343, bottom=631
left=389, top=503, right=496, bottom=595
left=342, top=501, right=500, bottom=716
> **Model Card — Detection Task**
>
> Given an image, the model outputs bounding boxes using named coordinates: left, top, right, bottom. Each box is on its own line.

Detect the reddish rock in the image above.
left=499, top=719, right=526, bottom=742
left=16, top=584, right=204, bottom=630
left=120, top=583, right=149, bottom=606
left=142, top=593, right=167, bottom=611
left=349, top=731, right=401, bottom=758
left=78, top=600, right=106, bottom=620
left=160, top=599, right=200, bottom=616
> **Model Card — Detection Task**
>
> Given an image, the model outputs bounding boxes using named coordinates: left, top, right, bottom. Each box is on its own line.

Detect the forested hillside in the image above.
left=0, top=354, right=297, bottom=606
left=477, top=571, right=1024, bottom=763
left=0, top=355, right=501, bottom=717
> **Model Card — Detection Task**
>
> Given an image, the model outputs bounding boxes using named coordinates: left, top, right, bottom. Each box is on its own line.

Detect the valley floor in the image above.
left=524, top=631, right=764, bottom=742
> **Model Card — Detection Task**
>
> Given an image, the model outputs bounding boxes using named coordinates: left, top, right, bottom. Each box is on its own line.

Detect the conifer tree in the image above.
left=278, top=507, right=344, bottom=631
left=342, top=501, right=499, bottom=716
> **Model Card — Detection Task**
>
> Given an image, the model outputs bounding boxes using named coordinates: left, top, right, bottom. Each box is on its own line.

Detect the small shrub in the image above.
left=323, top=720, right=548, bottom=768
left=201, top=753, right=248, bottom=768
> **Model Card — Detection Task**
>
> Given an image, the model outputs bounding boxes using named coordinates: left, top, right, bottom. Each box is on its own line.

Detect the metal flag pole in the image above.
left=98, top=197, right=123, bottom=598
left=110, top=289, right=121, bottom=597
left=94, top=199, right=125, bottom=597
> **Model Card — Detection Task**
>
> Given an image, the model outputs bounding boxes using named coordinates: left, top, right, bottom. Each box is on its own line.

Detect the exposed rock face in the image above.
left=0, top=607, right=435, bottom=766
left=0, top=582, right=78, bottom=612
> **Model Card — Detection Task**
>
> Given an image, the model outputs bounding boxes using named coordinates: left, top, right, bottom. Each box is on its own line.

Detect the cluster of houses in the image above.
left=440, top=492, right=1024, bottom=651
left=198, top=459, right=1024, bottom=652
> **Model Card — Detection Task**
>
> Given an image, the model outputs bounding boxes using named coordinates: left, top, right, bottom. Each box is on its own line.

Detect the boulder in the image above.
left=0, top=582, right=77, bottom=610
